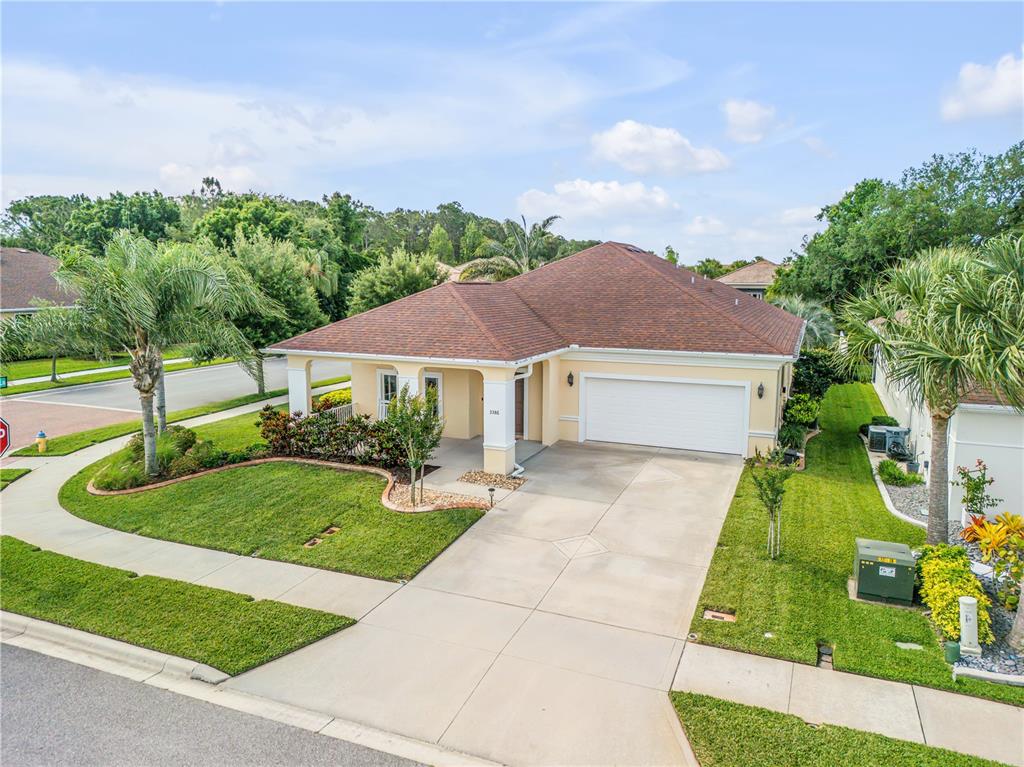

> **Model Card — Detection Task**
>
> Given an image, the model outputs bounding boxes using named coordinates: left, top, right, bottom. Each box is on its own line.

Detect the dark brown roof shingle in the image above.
left=271, top=242, right=805, bottom=361
left=0, top=247, right=77, bottom=312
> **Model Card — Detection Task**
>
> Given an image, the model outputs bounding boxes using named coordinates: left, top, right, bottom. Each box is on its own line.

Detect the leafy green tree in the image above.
left=665, top=245, right=679, bottom=264
left=459, top=215, right=560, bottom=281
left=230, top=233, right=327, bottom=393
left=427, top=223, right=455, bottom=264
left=53, top=232, right=271, bottom=474
left=386, top=384, right=445, bottom=505
left=693, top=258, right=726, bottom=278
left=777, top=143, right=1024, bottom=305
left=836, top=235, right=1024, bottom=544
left=553, top=238, right=601, bottom=260
left=62, top=192, right=181, bottom=256
left=193, top=195, right=297, bottom=249
left=746, top=449, right=795, bottom=560
left=347, top=247, right=442, bottom=316
left=1, top=195, right=89, bottom=253
left=768, top=295, right=835, bottom=349
left=460, top=220, right=487, bottom=261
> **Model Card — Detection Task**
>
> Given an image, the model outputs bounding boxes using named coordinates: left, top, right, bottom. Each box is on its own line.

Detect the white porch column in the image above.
left=394, top=362, right=421, bottom=397
left=287, top=357, right=312, bottom=416
left=482, top=369, right=516, bottom=475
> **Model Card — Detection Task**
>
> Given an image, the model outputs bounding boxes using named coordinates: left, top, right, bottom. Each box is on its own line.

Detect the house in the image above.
left=271, top=243, right=805, bottom=475
left=873, top=367, right=1024, bottom=523
left=716, top=259, right=780, bottom=299
left=0, top=247, right=77, bottom=319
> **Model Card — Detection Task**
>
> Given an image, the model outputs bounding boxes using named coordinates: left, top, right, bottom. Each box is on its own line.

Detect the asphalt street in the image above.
left=9, top=356, right=352, bottom=412
left=0, top=644, right=419, bottom=767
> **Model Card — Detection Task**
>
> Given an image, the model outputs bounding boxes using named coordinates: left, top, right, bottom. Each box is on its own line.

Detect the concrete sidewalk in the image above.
left=674, top=642, right=1024, bottom=766
left=4, top=357, right=190, bottom=388
left=0, top=384, right=397, bottom=621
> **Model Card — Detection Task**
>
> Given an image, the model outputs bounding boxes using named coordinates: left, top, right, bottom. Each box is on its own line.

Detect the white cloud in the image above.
left=800, top=136, right=834, bottom=158
left=683, top=215, right=728, bottom=236
left=941, top=48, right=1024, bottom=121
left=517, top=179, right=679, bottom=221
left=591, top=120, right=729, bottom=175
left=722, top=99, right=777, bottom=143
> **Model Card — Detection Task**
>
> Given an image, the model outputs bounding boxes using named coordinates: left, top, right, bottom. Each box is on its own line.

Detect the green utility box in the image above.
left=853, top=538, right=915, bottom=605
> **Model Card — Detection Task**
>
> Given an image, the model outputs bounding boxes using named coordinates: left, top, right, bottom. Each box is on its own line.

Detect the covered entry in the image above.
left=580, top=375, right=748, bottom=455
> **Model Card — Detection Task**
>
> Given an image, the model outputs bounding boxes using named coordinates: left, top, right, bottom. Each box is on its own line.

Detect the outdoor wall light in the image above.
left=757, top=382, right=765, bottom=399
left=567, top=372, right=574, bottom=387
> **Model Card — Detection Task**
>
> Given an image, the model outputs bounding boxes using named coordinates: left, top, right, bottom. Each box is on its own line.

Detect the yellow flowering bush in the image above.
left=918, top=545, right=993, bottom=645
left=314, top=388, right=352, bottom=409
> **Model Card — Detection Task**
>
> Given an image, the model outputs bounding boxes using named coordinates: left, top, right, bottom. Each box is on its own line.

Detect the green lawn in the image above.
left=61, top=459, right=483, bottom=582
left=0, top=536, right=352, bottom=675
left=0, top=357, right=231, bottom=397
left=671, top=692, right=1004, bottom=767
left=692, top=383, right=1024, bottom=707
left=0, top=346, right=186, bottom=382
left=11, top=376, right=349, bottom=456
left=0, top=468, right=31, bottom=490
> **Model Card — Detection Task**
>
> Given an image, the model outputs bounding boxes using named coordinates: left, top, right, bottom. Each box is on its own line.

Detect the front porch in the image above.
left=285, top=353, right=561, bottom=476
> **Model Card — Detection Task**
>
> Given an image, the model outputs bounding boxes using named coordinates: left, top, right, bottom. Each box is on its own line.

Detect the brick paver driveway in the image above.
left=227, top=441, right=744, bottom=766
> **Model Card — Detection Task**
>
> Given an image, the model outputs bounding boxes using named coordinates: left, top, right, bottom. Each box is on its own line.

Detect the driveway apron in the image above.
left=227, top=442, right=743, bottom=766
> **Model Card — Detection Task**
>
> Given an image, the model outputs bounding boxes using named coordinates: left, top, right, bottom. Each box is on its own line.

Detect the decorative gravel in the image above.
left=458, top=471, right=526, bottom=491
left=886, top=482, right=929, bottom=525
left=389, top=482, right=486, bottom=512
left=944, top=524, right=1023, bottom=678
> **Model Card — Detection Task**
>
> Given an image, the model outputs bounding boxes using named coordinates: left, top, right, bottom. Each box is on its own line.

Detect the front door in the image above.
left=514, top=378, right=524, bottom=438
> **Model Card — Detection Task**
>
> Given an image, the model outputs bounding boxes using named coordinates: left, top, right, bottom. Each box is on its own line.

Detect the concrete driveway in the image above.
left=227, top=441, right=743, bottom=766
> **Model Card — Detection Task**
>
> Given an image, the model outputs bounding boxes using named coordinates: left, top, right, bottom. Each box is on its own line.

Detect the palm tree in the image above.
left=835, top=237, right=1024, bottom=546
left=54, top=231, right=273, bottom=475
left=769, top=294, right=835, bottom=349
left=458, top=215, right=560, bottom=281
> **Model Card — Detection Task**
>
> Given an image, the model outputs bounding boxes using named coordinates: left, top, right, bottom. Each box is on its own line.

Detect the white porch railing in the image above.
left=378, top=401, right=389, bottom=420
left=322, top=403, right=354, bottom=424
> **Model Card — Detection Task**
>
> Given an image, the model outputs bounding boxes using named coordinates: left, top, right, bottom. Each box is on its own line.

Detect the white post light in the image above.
left=958, top=596, right=981, bottom=657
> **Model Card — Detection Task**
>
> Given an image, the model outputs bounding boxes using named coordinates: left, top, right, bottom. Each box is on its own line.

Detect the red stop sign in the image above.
left=0, top=418, right=9, bottom=457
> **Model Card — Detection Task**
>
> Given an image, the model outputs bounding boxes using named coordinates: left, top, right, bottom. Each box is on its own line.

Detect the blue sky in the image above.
left=3, top=2, right=1022, bottom=264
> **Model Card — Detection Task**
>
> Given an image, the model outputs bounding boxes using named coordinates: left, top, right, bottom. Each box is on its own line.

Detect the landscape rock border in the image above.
left=86, top=457, right=490, bottom=513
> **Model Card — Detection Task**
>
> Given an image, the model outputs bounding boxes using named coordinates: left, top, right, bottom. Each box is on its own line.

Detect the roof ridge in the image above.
left=505, top=280, right=570, bottom=349
left=446, top=282, right=515, bottom=358
left=619, top=247, right=793, bottom=356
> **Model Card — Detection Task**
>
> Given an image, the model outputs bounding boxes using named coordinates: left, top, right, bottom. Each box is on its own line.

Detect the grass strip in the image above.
left=12, top=375, right=349, bottom=456
left=671, top=692, right=1004, bottom=767
left=61, top=458, right=483, bottom=582
left=1, top=357, right=231, bottom=397
left=692, top=382, right=1024, bottom=707
left=0, top=346, right=186, bottom=382
left=0, top=468, right=31, bottom=490
left=0, top=536, right=353, bottom=675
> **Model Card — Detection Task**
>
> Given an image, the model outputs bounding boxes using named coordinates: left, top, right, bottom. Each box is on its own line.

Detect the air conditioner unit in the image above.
left=868, top=425, right=888, bottom=452
left=885, top=427, right=911, bottom=452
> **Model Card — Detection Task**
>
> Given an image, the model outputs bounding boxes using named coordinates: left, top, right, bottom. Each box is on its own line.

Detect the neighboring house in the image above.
left=716, top=259, right=780, bottom=299
left=873, top=361, right=1024, bottom=522
left=271, top=242, right=805, bottom=475
left=0, top=247, right=77, bottom=319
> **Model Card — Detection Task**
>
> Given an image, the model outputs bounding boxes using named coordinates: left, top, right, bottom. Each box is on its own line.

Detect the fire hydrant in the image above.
left=35, top=430, right=47, bottom=453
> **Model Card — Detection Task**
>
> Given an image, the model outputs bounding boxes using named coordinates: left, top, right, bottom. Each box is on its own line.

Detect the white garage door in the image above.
left=583, top=377, right=746, bottom=455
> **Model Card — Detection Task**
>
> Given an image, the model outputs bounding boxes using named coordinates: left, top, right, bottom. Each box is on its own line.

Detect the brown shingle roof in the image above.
left=271, top=242, right=805, bottom=362
left=0, top=247, right=77, bottom=312
left=717, top=259, right=780, bottom=287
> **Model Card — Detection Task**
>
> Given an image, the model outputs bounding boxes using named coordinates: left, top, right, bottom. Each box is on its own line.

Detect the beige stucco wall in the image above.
left=338, top=352, right=788, bottom=460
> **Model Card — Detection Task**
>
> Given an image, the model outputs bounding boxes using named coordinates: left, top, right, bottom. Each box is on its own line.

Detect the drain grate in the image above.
left=702, top=609, right=736, bottom=623
left=816, top=643, right=834, bottom=669
left=321, top=526, right=340, bottom=536
left=303, top=537, right=322, bottom=548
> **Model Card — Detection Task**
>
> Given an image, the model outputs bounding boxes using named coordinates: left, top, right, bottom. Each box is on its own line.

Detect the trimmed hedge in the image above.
left=918, top=545, right=993, bottom=645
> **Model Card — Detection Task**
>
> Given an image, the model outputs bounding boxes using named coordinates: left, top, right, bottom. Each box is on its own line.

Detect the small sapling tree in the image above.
left=746, top=448, right=795, bottom=559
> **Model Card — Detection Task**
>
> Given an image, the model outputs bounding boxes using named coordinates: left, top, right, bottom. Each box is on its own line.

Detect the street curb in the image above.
left=0, top=610, right=229, bottom=684
left=1, top=611, right=501, bottom=767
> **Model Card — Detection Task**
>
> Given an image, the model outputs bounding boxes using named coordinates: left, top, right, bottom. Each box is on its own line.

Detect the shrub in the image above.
left=783, top=394, right=820, bottom=428
left=878, top=459, right=923, bottom=486
left=917, top=545, right=994, bottom=644
left=167, top=453, right=201, bottom=478
left=126, top=431, right=145, bottom=461
left=792, top=349, right=851, bottom=399
left=154, top=432, right=185, bottom=474
left=952, top=460, right=1001, bottom=519
left=314, top=388, right=352, bottom=410
left=778, top=422, right=807, bottom=449
left=93, top=460, right=148, bottom=491
left=188, top=440, right=230, bottom=470
left=964, top=512, right=1024, bottom=610
left=165, top=425, right=197, bottom=454
left=258, top=406, right=295, bottom=455
left=858, top=415, right=900, bottom=437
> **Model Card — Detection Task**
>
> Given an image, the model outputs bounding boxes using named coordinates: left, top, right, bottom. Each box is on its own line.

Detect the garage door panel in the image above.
left=584, top=377, right=745, bottom=455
